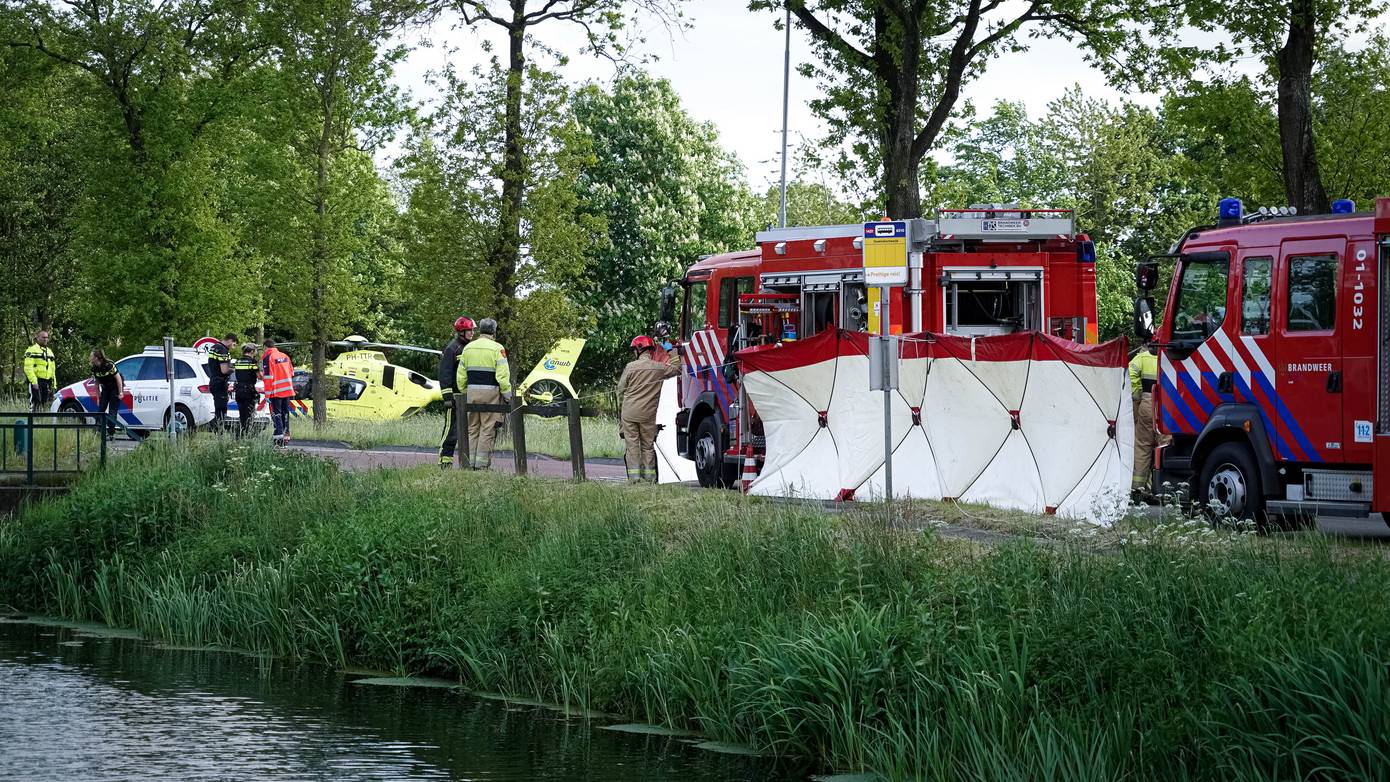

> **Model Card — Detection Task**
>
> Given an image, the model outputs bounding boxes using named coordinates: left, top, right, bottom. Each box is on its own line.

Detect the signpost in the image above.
left=163, top=336, right=177, bottom=440
left=863, top=221, right=909, bottom=504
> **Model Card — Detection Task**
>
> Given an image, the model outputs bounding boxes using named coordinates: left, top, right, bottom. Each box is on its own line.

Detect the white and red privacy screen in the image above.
left=736, top=330, right=1134, bottom=524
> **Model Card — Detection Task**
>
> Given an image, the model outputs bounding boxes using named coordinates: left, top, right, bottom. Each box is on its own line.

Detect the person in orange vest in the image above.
left=260, top=338, right=296, bottom=448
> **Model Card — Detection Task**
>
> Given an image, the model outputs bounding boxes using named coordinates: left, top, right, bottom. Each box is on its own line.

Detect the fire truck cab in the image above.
left=1138, top=197, right=1390, bottom=526
left=663, top=207, right=1100, bottom=487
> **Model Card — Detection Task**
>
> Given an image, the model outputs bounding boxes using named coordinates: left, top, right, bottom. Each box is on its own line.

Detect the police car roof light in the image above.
left=1331, top=198, right=1356, bottom=214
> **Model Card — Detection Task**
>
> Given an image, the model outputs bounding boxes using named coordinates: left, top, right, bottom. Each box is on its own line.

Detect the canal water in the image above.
left=0, top=619, right=817, bottom=781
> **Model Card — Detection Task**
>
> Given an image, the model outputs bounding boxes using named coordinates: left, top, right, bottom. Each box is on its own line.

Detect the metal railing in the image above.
left=0, top=412, right=113, bottom=484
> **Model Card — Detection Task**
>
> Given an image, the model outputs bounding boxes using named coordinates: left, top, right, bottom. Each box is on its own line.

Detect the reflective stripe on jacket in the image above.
left=232, top=359, right=260, bottom=395
left=206, top=343, right=231, bottom=381
left=24, top=344, right=55, bottom=384
left=262, top=348, right=295, bottom=398
left=1129, top=349, right=1158, bottom=397
left=456, top=337, right=511, bottom=394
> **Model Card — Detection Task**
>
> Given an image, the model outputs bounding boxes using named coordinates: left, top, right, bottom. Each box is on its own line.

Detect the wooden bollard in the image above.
left=511, top=396, right=527, bottom=476
left=567, top=398, right=585, bottom=481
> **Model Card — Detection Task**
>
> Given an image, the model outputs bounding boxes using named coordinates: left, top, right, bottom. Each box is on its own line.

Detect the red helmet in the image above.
left=630, top=335, right=654, bottom=350
left=454, top=316, right=476, bottom=333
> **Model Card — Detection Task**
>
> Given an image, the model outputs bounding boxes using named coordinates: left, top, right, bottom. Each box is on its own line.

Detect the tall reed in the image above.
left=3, top=439, right=1387, bottom=780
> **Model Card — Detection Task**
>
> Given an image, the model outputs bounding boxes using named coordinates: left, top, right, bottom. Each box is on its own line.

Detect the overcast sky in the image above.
left=385, top=0, right=1287, bottom=188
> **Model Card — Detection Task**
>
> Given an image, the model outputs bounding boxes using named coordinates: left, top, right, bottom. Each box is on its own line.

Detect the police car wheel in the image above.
left=165, top=404, right=196, bottom=435
left=1197, top=442, right=1264, bottom=524
left=58, top=400, right=95, bottom=426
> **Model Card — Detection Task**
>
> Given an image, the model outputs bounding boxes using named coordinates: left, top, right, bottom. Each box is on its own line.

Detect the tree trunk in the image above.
left=1276, top=0, right=1329, bottom=215
left=310, top=102, right=333, bottom=427
left=882, top=65, right=922, bottom=219
left=879, top=10, right=922, bottom=219
left=884, top=126, right=921, bottom=219
left=483, top=2, right=527, bottom=340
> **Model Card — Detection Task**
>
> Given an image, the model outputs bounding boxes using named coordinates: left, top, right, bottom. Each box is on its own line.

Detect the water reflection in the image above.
left=0, top=620, right=811, bottom=781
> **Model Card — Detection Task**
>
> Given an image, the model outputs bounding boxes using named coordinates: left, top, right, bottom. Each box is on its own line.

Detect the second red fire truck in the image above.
left=659, top=207, right=1100, bottom=488
left=1138, top=197, right=1389, bottom=526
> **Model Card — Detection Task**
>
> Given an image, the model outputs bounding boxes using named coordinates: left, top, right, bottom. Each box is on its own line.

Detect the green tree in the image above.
left=455, top=0, right=684, bottom=342
left=751, top=0, right=1132, bottom=219
left=1306, top=37, right=1390, bottom=207
left=267, top=0, right=417, bottom=424
left=1161, top=35, right=1390, bottom=211
left=1160, top=79, right=1285, bottom=209
left=0, top=51, right=86, bottom=385
left=1099, top=0, right=1385, bottom=214
left=571, top=71, right=761, bottom=383
left=758, top=179, right=866, bottom=227
left=397, top=61, right=599, bottom=372
left=5, top=0, right=264, bottom=346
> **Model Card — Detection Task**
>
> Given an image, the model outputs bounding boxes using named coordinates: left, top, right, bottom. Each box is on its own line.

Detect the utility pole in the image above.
left=778, top=5, right=791, bottom=228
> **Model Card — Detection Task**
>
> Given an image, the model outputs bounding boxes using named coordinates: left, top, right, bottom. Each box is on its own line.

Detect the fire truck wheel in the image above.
left=1196, top=442, right=1265, bottom=524
left=693, top=415, right=730, bottom=489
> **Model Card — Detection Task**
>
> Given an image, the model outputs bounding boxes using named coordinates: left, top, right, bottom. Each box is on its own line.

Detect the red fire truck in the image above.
left=1137, top=197, right=1389, bottom=526
left=659, top=207, right=1100, bottom=487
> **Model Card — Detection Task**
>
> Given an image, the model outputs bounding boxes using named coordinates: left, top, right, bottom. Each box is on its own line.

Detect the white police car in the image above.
left=51, top=344, right=270, bottom=434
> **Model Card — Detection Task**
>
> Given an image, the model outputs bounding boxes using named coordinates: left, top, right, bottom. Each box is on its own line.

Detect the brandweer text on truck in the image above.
left=1136, top=196, right=1389, bottom=528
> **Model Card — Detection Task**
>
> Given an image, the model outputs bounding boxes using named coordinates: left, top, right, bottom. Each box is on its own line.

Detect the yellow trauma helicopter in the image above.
left=287, top=335, right=586, bottom=421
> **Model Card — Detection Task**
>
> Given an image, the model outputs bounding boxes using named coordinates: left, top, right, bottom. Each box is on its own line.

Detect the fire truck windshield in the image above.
left=1170, top=255, right=1229, bottom=343
left=682, top=281, right=708, bottom=339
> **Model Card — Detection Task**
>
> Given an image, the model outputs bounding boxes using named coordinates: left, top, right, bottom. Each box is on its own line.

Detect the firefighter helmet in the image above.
left=630, top=335, right=654, bottom=351
left=454, top=316, right=476, bottom=333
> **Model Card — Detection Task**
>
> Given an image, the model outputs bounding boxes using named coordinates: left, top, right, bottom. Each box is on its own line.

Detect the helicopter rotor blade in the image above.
left=349, top=341, right=443, bottom=355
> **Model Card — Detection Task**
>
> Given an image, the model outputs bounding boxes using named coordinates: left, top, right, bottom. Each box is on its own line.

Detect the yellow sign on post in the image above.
left=862, top=221, right=909, bottom=286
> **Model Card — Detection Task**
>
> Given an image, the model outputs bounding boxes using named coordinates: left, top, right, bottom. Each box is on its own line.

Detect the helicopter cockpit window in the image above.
left=337, top=377, right=367, bottom=401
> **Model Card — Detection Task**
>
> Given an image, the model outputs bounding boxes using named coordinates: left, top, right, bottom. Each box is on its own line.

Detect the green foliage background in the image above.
left=3, top=1, right=1388, bottom=395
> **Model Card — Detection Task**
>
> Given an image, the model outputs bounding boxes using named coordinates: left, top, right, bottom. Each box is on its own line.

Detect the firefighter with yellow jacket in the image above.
left=617, top=336, right=682, bottom=482
left=456, top=318, right=511, bottom=470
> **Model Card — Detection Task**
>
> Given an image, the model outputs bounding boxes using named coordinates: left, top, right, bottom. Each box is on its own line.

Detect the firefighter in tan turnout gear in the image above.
left=617, top=336, right=682, bottom=482
left=456, top=318, right=511, bottom=470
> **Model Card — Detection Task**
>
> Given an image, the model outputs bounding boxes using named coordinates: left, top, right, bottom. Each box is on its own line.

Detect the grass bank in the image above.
left=2, top=441, right=1388, bottom=780
left=305, top=410, right=624, bottom=459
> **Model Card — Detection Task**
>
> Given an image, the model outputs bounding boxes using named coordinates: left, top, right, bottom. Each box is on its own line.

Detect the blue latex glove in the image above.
left=662, top=341, right=673, bottom=351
